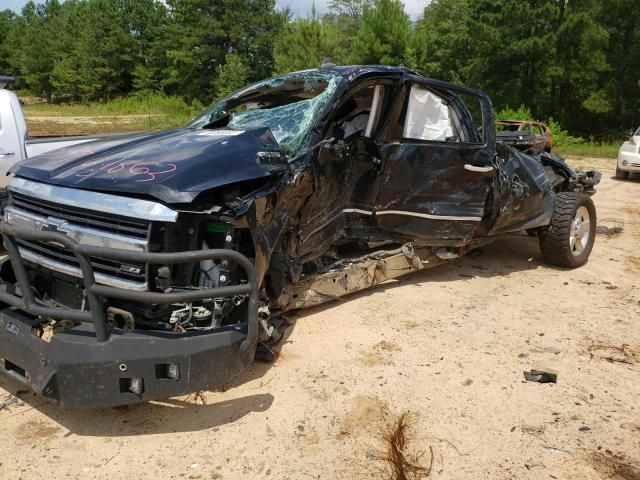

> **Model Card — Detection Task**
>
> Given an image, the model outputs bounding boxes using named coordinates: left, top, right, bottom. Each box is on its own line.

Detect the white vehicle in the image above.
left=617, top=127, right=640, bottom=179
left=0, top=76, right=114, bottom=194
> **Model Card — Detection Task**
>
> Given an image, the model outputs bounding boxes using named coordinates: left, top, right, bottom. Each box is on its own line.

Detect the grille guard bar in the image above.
left=0, top=222, right=259, bottom=353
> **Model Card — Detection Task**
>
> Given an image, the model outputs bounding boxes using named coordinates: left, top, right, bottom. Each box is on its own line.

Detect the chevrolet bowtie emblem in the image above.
left=39, top=216, right=65, bottom=233
left=39, top=222, right=59, bottom=232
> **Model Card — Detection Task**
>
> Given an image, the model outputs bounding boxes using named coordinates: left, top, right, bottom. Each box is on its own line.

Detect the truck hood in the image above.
left=11, top=127, right=286, bottom=204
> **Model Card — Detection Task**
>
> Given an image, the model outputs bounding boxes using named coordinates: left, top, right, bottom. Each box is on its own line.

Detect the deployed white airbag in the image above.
left=403, top=86, right=453, bottom=141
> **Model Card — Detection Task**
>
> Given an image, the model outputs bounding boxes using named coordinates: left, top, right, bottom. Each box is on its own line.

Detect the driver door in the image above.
left=373, top=78, right=496, bottom=246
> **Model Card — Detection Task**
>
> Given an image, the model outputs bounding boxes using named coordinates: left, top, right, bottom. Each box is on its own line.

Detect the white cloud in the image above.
left=275, top=0, right=428, bottom=20
left=403, top=0, right=429, bottom=18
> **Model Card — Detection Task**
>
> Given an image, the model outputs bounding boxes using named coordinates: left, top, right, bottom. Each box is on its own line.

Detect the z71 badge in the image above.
left=5, top=322, right=19, bottom=335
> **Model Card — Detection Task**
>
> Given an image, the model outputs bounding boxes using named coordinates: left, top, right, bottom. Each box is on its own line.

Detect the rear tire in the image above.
left=539, top=192, right=596, bottom=268
left=616, top=166, right=629, bottom=179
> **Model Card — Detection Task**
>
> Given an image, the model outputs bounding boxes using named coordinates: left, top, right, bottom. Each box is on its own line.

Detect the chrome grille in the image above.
left=10, top=191, right=150, bottom=238
left=15, top=238, right=146, bottom=283
left=3, top=179, right=180, bottom=291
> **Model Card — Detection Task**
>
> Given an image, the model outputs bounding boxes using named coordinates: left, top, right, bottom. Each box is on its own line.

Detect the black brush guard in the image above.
left=0, top=223, right=259, bottom=409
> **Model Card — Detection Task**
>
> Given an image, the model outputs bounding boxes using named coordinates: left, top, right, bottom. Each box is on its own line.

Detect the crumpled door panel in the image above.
left=489, top=145, right=555, bottom=235
left=374, top=143, right=492, bottom=246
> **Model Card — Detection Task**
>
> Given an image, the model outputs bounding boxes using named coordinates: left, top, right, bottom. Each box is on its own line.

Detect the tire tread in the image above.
left=539, top=192, right=596, bottom=268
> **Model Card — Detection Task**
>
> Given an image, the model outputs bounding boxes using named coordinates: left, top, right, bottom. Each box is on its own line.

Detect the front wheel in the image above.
left=539, top=192, right=596, bottom=268
left=616, top=166, right=629, bottom=179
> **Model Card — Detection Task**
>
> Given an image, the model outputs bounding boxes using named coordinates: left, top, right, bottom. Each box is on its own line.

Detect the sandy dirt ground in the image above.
left=1, top=157, right=639, bottom=480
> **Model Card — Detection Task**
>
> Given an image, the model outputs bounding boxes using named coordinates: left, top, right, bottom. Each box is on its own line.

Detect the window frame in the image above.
left=396, top=81, right=487, bottom=148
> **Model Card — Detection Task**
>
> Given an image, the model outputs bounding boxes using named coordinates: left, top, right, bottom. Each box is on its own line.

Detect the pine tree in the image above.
left=0, top=10, right=16, bottom=75
left=215, top=53, right=249, bottom=99
left=592, top=0, right=639, bottom=131
left=273, top=7, right=344, bottom=74
left=13, top=0, right=62, bottom=100
left=158, top=0, right=285, bottom=102
left=124, top=0, right=168, bottom=95
left=326, top=0, right=372, bottom=39
left=49, top=1, right=87, bottom=100
left=73, top=0, right=135, bottom=99
left=351, top=0, right=410, bottom=66
left=413, top=0, right=473, bottom=82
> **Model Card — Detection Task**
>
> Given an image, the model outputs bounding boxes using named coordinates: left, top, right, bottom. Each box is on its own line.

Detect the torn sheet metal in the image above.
left=279, top=245, right=446, bottom=311
left=489, top=144, right=555, bottom=235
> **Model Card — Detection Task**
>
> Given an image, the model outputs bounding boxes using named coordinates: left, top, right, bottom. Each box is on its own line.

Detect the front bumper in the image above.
left=0, top=309, right=254, bottom=409
left=619, top=143, right=640, bottom=172
left=0, top=223, right=259, bottom=409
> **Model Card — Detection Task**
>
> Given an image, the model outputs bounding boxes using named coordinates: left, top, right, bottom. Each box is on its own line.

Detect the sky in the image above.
left=4, top=0, right=427, bottom=19
left=4, top=0, right=27, bottom=13
left=275, top=0, right=427, bottom=19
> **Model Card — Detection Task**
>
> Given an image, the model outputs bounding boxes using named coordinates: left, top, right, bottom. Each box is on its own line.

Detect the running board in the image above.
left=279, top=239, right=494, bottom=311
left=279, top=245, right=444, bottom=311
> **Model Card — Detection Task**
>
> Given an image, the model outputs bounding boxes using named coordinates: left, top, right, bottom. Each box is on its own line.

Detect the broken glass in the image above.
left=188, top=72, right=344, bottom=156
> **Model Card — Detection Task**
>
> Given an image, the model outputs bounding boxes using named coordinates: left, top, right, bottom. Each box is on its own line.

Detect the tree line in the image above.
left=0, top=0, right=638, bottom=137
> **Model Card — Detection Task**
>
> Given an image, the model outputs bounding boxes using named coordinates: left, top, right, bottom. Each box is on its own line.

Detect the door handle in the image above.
left=0, top=149, right=15, bottom=158
left=464, top=164, right=494, bottom=173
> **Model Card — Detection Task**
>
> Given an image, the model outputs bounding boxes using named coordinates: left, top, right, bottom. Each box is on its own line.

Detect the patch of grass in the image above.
left=23, top=93, right=203, bottom=117
left=378, top=413, right=433, bottom=480
left=555, top=143, right=620, bottom=159
left=22, top=93, right=205, bottom=136
left=26, top=116, right=182, bottom=136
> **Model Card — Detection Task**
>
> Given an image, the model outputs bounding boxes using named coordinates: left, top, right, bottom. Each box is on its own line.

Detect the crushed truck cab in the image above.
left=0, top=66, right=601, bottom=408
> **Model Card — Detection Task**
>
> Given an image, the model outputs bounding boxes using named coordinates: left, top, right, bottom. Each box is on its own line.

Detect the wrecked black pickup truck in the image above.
left=0, top=66, right=601, bottom=408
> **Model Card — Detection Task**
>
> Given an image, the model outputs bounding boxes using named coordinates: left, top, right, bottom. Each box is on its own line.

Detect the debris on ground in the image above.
left=374, top=412, right=433, bottom=480
left=0, top=392, right=26, bottom=412
left=543, top=346, right=562, bottom=355
left=587, top=450, right=640, bottom=480
left=587, top=343, right=638, bottom=365
left=544, top=446, right=571, bottom=455
left=182, top=391, right=208, bottom=405
left=596, top=218, right=624, bottom=237
left=522, top=424, right=546, bottom=436
left=523, top=368, right=558, bottom=383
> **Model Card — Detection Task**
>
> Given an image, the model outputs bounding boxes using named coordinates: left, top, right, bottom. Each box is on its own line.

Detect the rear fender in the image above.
left=488, top=145, right=555, bottom=235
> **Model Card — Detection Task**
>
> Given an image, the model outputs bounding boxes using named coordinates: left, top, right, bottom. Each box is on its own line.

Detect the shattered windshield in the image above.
left=188, top=71, right=344, bottom=155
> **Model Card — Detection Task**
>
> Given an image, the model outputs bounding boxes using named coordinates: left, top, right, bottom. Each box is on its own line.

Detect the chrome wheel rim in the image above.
left=570, top=206, right=591, bottom=256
